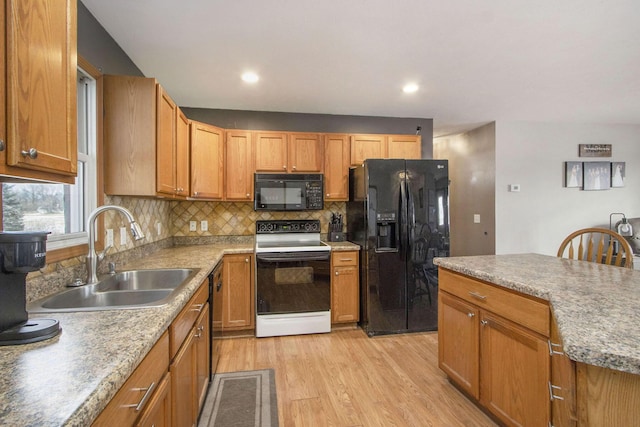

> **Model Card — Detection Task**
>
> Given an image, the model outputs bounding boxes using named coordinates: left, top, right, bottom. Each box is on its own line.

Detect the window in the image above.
left=1, top=67, right=97, bottom=251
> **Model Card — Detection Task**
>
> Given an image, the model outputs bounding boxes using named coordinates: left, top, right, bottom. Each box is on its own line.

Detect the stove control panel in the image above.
left=256, top=220, right=321, bottom=234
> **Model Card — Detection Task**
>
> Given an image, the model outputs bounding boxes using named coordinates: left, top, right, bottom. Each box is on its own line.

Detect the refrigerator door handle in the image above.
left=399, top=177, right=407, bottom=251
left=406, top=179, right=416, bottom=252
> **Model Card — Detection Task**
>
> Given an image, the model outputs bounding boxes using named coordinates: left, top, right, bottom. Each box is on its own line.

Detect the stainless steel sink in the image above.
left=28, top=268, right=200, bottom=313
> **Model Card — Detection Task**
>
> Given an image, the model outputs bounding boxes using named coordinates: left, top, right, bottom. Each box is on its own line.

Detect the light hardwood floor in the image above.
left=215, top=328, right=497, bottom=426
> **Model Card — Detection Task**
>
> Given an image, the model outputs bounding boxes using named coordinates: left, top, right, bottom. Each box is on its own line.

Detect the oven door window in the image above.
left=256, top=251, right=331, bottom=315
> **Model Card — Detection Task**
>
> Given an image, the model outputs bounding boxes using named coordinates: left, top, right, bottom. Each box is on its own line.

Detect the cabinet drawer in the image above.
left=170, top=280, right=209, bottom=359
left=332, top=251, right=359, bottom=267
left=93, top=331, right=169, bottom=426
left=439, top=269, right=549, bottom=337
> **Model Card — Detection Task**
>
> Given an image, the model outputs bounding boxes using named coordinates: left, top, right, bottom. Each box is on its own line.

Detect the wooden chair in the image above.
left=557, top=227, right=634, bottom=269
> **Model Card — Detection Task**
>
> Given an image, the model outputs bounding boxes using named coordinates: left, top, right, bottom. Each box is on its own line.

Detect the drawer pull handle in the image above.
left=125, top=381, right=156, bottom=411
left=548, top=382, right=564, bottom=401
left=548, top=340, right=564, bottom=356
left=469, top=291, right=487, bottom=301
left=191, top=303, right=204, bottom=312
left=340, top=258, right=353, bottom=262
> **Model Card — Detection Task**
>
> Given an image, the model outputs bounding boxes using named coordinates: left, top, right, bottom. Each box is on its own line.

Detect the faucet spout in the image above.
left=86, top=205, right=145, bottom=285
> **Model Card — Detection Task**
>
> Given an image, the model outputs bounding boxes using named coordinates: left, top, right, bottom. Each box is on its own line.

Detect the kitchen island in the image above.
left=434, top=253, right=640, bottom=426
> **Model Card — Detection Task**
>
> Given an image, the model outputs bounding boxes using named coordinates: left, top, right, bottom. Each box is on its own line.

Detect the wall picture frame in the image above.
left=611, top=162, right=626, bottom=188
left=583, top=162, right=611, bottom=191
left=565, top=162, right=583, bottom=188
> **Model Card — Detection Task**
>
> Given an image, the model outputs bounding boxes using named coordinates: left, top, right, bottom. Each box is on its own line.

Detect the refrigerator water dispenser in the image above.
left=376, top=212, right=397, bottom=251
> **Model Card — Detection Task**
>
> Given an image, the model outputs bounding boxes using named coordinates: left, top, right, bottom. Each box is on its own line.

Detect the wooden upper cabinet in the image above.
left=288, top=133, right=323, bottom=172
left=175, top=109, right=190, bottom=197
left=103, top=75, right=157, bottom=196
left=324, top=134, right=350, bottom=200
left=190, top=121, right=223, bottom=200
left=1, top=0, right=77, bottom=183
left=350, top=134, right=387, bottom=166
left=225, top=130, right=254, bottom=201
left=254, top=132, right=288, bottom=172
left=254, top=131, right=323, bottom=173
left=156, top=85, right=178, bottom=196
left=388, top=135, right=421, bottom=159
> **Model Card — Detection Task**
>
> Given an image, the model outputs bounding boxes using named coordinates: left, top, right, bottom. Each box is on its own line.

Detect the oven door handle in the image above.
left=256, top=252, right=330, bottom=262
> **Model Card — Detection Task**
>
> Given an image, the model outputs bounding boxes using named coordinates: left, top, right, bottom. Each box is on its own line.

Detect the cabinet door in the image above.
left=324, top=134, right=350, bottom=200
left=222, top=254, right=254, bottom=329
left=254, top=132, right=287, bottom=172
left=225, top=131, right=254, bottom=200
left=4, top=0, right=77, bottom=179
left=350, top=134, right=387, bottom=166
left=480, top=312, right=550, bottom=427
left=191, top=121, right=224, bottom=199
left=288, top=133, right=323, bottom=172
left=195, top=303, right=211, bottom=413
left=332, top=265, right=359, bottom=323
left=156, top=85, right=177, bottom=196
left=170, top=329, right=197, bottom=427
left=388, top=135, right=421, bottom=159
left=550, top=318, right=577, bottom=427
left=175, top=109, right=190, bottom=197
left=136, top=373, right=172, bottom=427
left=438, top=291, right=480, bottom=399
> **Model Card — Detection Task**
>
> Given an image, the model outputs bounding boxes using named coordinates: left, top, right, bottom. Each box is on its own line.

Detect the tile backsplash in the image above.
left=170, top=201, right=346, bottom=236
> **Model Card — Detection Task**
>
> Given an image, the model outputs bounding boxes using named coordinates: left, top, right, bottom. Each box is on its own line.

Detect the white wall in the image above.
left=495, top=122, right=640, bottom=256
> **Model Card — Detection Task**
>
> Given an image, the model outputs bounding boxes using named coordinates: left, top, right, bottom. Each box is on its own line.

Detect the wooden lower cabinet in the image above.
left=171, top=328, right=197, bottom=427
left=195, top=304, right=211, bottom=412
left=92, top=332, right=170, bottom=426
left=438, top=269, right=550, bottom=427
left=550, top=317, right=577, bottom=427
left=222, top=254, right=254, bottom=330
left=136, top=373, right=172, bottom=427
left=331, top=251, right=359, bottom=324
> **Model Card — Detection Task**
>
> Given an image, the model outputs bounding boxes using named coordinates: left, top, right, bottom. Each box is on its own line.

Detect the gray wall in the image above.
left=434, top=123, right=496, bottom=256
left=77, top=1, right=143, bottom=76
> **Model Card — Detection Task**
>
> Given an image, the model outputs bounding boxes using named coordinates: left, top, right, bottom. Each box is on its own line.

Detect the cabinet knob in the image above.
left=292, top=165, right=297, bottom=170
left=194, top=191, right=199, bottom=196
left=335, top=271, right=339, bottom=275
left=246, top=193, right=250, bottom=198
left=20, top=148, right=38, bottom=159
left=0, top=140, right=5, bottom=151
left=283, top=166, right=287, bottom=170
left=326, top=193, right=330, bottom=197
left=480, top=320, right=488, bottom=326
left=245, top=258, right=249, bottom=263
left=467, top=312, right=475, bottom=318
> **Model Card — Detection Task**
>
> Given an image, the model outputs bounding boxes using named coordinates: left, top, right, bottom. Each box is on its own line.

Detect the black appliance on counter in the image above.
left=0, top=231, right=60, bottom=345
left=347, top=159, right=450, bottom=336
left=254, top=173, right=324, bottom=211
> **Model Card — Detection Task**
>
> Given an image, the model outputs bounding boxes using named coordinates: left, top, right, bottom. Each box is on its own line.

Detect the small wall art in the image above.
left=583, top=161, right=611, bottom=191
left=611, top=162, right=626, bottom=187
left=564, top=162, right=583, bottom=188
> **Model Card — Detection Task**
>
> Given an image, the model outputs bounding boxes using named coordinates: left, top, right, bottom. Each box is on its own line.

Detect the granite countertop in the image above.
left=323, top=240, right=360, bottom=251
left=434, top=253, right=640, bottom=375
left=0, top=243, right=252, bottom=427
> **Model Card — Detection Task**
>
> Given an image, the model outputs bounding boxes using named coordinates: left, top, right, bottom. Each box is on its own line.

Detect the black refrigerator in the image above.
left=347, top=159, right=450, bottom=336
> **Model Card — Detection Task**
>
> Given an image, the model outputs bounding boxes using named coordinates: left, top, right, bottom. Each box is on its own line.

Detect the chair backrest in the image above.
left=557, top=227, right=634, bottom=269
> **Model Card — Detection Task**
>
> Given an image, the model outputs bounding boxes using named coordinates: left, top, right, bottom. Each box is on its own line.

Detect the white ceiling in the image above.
left=81, top=0, right=640, bottom=137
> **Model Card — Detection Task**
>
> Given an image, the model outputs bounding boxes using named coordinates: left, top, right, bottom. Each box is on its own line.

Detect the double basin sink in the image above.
left=28, top=268, right=200, bottom=313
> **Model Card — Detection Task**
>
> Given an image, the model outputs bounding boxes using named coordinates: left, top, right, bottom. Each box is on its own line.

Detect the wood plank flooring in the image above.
left=215, top=328, right=497, bottom=426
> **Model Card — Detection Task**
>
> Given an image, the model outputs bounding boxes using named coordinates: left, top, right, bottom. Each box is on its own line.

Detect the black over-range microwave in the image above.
left=254, top=173, right=324, bottom=211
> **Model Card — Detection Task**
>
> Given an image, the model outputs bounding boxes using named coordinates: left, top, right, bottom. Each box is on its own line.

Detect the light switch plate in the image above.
left=201, top=220, right=208, bottom=232
left=509, top=184, right=521, bottom=192
left=106, top=229, right=114, bottom=247
left=120, top=227, right=127, bottom=245
left=189, top=221, right=197, bottom=232
left=474, top=214, right=481, bottom=224
left=156, top=222, right=162, bottom=236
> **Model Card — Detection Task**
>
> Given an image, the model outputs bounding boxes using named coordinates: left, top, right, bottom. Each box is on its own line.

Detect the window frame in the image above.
left=44, top=56, right=104, bottom=263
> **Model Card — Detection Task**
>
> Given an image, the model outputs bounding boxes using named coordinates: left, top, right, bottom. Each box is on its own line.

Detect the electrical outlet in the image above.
left=120, top=227, right=127, bottom=245
left=201, top=220, right=208, bottom=232
left=474, top=214, right=481, bottom=224
left=189, top=221, right=197, bottom=232
left=156, top=222, right=162, bottom=236
left=106, top=229, right=114, bottom=247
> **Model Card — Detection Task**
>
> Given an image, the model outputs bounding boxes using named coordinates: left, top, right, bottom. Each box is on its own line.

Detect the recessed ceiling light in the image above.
left=241, top=72, right=259, bottom=83
left=403, top=83, right=419, bottom=93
